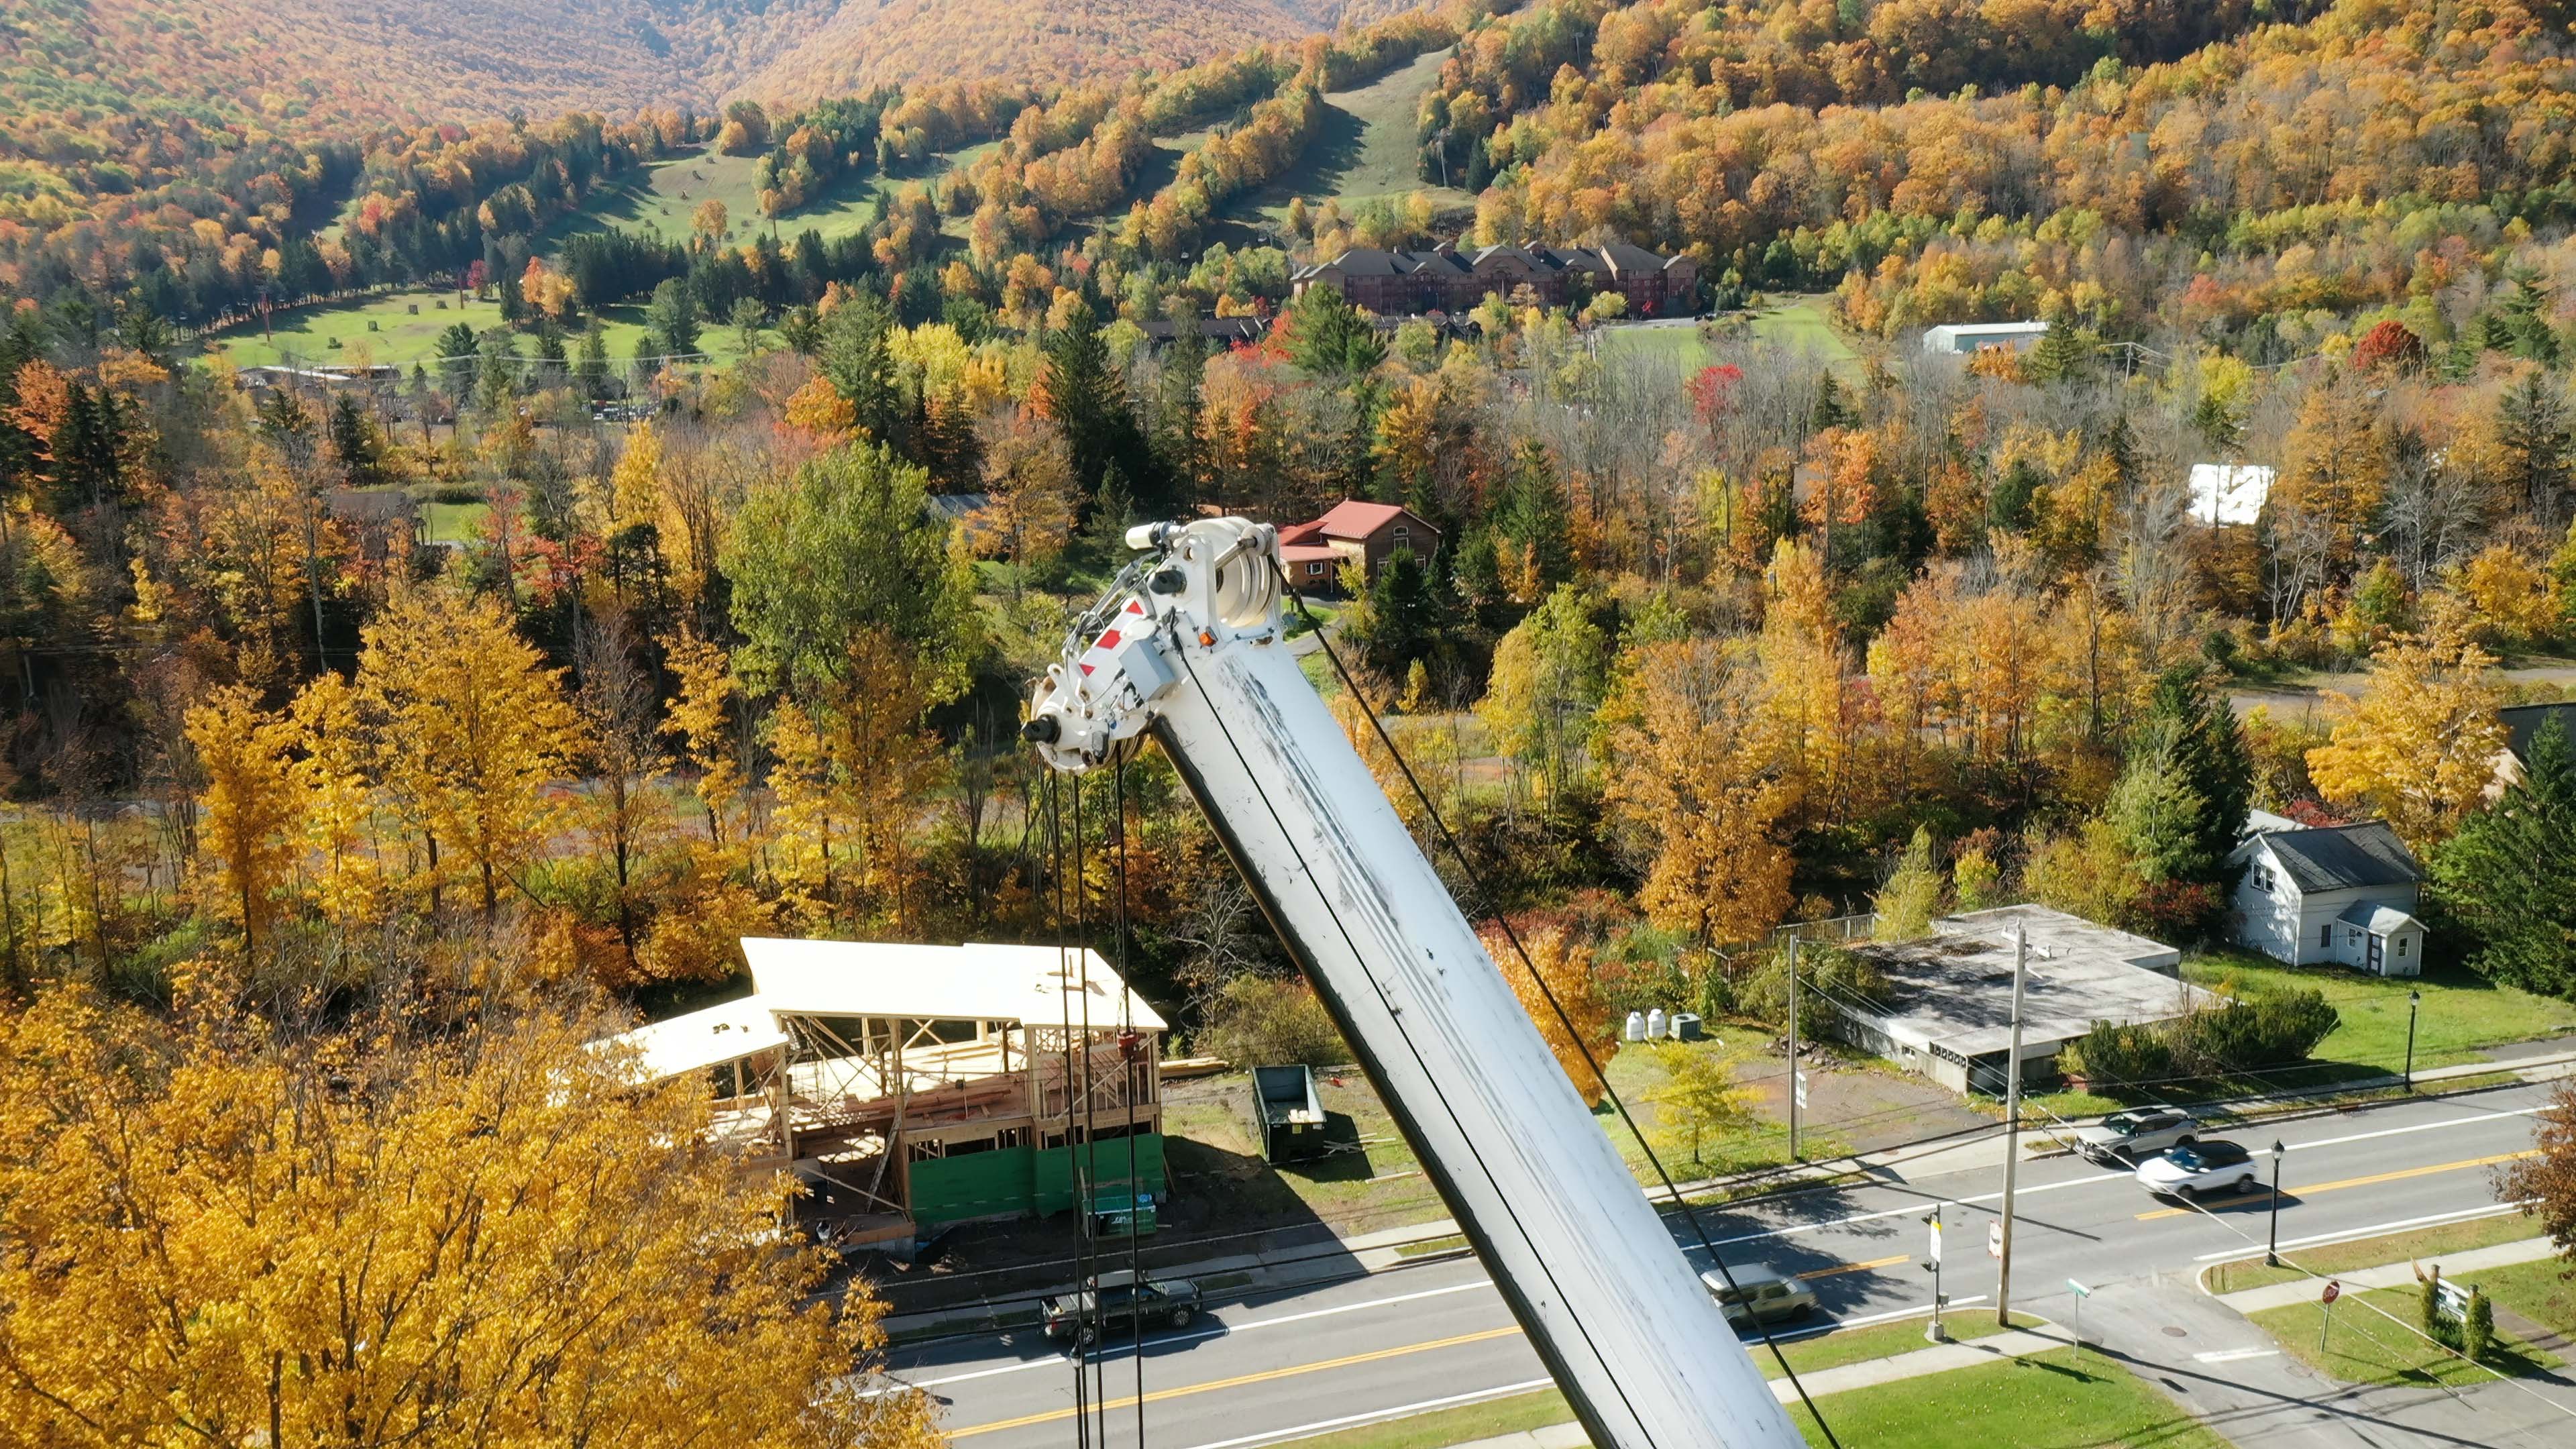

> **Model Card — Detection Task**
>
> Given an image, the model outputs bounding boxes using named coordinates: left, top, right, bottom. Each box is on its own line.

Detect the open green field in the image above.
left=1597, top=296, right=1858, bottom=368
left=2253, top=1285, right=2558, bottom=1388
left=1283, top=1346, right=2222, bottom=1449
left=1193, top=48, right=1468, bottom=246
left=2469, top=1254, right=2576, bottom=1338
left=199, top=288, right=769, bottom=370
left=543, top=138, right=963, bottom=248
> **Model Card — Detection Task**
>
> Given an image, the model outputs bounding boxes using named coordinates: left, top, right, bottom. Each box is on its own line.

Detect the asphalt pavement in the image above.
left=888, top=1081, right=2560, bottom=1449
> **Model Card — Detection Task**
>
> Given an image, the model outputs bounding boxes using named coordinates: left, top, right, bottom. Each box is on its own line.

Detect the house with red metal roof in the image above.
left=1278, top=500, right=1442, bottom=594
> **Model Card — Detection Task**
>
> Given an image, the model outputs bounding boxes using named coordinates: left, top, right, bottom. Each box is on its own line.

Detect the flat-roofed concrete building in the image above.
left=1922, top=320, right=2051, bottom=356
left=1823, top=906, right=2211, bottom=1095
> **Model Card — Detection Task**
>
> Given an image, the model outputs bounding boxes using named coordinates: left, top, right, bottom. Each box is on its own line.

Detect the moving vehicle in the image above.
left=1699, top=1263, right=1819, bottom=1330
left=2135, top=1139, right=2260, bottom=1199
left=2076, top=1106, right=2202, bottom=1164
left=1040, top=1271, right=1202, bottom=1346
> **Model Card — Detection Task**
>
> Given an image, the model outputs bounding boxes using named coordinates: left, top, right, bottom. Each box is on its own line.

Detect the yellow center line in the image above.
left=1801, top=1253, right=1911, bottom=1278
left=947, top=1326, right=1523, bottom=1438
left=948, top=1248, right=1924, bottom=1438
left=2136, top=1149, right=2538, bottom=1221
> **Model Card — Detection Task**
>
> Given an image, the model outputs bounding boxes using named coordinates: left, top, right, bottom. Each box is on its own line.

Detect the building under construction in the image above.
left=595, top=937, right=1168, bottom=1254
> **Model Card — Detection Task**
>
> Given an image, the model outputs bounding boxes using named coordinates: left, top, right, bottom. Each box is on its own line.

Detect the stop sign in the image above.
left=2322, top=1281, right=2341, bottom=1305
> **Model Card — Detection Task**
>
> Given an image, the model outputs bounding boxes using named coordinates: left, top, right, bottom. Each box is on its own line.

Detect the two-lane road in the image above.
left=892, top=1083, right=2552, bottom=1449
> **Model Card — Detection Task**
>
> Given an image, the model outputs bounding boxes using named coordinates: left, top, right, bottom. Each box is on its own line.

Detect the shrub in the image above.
left=2064, top=1020, right=2172, bottom=1088
left=2465, top=1287, right=2495, bottom=1362
left=1197, top=973, right=1348, bottom=1067
left=1739, top=943, right=1885, bottom=1040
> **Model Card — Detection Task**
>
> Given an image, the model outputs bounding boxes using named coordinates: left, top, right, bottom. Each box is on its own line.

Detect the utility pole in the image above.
left=1786, top=934, right=1801, bottom=1162
left=1994, top=925, right=2029, bottom=1329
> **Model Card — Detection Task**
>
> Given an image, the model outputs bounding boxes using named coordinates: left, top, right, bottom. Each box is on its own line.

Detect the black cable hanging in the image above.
left=1046, top=769, right=1092, bottom=1449
left=1073, top=772, right=1112, bottom=1449
left=1280, top=570, right=1848, bottom=1449
left=1114, top=751, right=1149, bottom=1449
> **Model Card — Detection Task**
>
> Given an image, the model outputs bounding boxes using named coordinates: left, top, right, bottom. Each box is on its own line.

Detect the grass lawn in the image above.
left=1760, top=1312, right=2039, bottom=1381
left=421, top=500, right=492, bottom=545
left=2461, top=1254, right=2576, bottom=1338
left=197, top=287, right=767, bottom=372
left=2205, top=1214, right=2543, bottom=1295
left=1280, top=1347, right=2221, bottom=1449
left=2185, top=949, right=2576, bottom=1073
left=1161, top=1070, right=1448, bottom=1236
left=1226, top=49, right=1471, bottom=239
left=2252, top=1285, right=2558, bottom=1388
left=1595, top=295, right=1858, bottom=371
left=541, top=139, right=947, bottom=248
left=1596, top=1033, right=1822, bottom=1183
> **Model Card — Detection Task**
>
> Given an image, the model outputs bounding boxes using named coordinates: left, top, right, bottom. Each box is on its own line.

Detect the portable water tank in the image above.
left=1646, top=1008, right=1666, bottom=1039
left=1623, top=1010, right=1647, bottom=1042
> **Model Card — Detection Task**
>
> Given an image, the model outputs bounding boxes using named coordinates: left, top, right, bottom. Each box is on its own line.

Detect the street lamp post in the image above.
left=2404, top=989, right=2422, bottom=1091
left=2266, top=1140, right=2287, bottom=1267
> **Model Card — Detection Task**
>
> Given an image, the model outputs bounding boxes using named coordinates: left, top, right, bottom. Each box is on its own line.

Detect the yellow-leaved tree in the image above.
left=2306, top=602, right=2506, bottom=847
left=358, top=587, right=580, bottom=916
left=1607, top=636, right=1797, bottom=946
left=184, top=684, right=303, bottom=957
left=290, top=672, right=382, bottom=928
left=664, top=627, right=747, bottom=845
left=0, top=987, right=942, bottom=1449
left=1481, top=924, right=1617, bottom=1107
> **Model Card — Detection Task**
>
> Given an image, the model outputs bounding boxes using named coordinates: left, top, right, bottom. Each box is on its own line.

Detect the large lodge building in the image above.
left=1289, top=241, right=1700, bottom=317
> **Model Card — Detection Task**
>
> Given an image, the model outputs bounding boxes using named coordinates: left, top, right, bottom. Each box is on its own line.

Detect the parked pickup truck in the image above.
left=1041, top=1271, right=1203, bottom=1346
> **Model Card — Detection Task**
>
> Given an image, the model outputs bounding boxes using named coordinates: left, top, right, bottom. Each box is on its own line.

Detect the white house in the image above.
left=2229, top=818, right=2426, bottom=974
left=1922, top=320, right=2050, bottom=356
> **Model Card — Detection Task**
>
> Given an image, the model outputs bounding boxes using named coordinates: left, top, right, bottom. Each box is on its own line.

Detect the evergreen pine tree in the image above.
left=2434, top=712, right=2576, bottom=998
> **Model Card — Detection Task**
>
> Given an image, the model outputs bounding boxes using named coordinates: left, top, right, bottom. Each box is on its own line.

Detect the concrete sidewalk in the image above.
left=2215, top=1236, right=2561, bottom=1314
left=1400, top=1326, right=2073, bottom=1449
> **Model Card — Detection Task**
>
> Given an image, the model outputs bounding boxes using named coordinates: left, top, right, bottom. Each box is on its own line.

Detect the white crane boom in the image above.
left=1024, top=517, right=1803, bottom=1449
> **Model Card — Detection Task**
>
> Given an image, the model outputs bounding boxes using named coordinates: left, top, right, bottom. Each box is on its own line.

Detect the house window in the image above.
left=1392, top=525, right=1409, bottom=542
left=2320, top=924, right=2332, bottom=949
left=2398, top=936, right=2410, bottom=958
left=1307, top=561, right=1326, bottom=576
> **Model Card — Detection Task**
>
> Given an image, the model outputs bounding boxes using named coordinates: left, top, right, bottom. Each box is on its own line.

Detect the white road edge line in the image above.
left=1173, top=1379, right=1557, bottom=1449
left=885, top=1278, right=1499, bottom=1392
left=2192, top=1202, right=2532, bottom=1262
left=2284, top=1106, right=2542, bottom=1153
left=2194, top=1348, right=2280, bottom=1364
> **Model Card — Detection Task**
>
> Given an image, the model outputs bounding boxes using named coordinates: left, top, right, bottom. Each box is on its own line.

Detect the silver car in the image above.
left=1699, top=1262, right=1819, bottom=1330
left=2076, top=1106, right=2202, bottom=1165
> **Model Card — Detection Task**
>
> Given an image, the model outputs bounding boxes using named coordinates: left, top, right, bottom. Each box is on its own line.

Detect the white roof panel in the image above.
left=600, top=998, right=790, bottom=1082
left=2189, top=463, right=2273, bottom=526
left=740, top=938, right=1168, bottom=1032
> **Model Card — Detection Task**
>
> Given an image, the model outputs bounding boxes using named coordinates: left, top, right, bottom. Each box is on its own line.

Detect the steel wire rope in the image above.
left=1163, top=638, right=1670, bottom=1449
left=1277, top=570, right=1845, bottom=1449
left=1115, top=751, right=1150, bottom=1449
left=1075, top=773, right=1115, bottom=1449
left=1046, top=770, right=1093, bottom=1449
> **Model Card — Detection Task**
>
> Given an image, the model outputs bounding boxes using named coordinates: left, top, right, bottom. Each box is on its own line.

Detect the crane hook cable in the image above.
left=1279, top=569, right=1846, bottom=1449
left=1163, top=639, right=1666, bottom=1449
left=1046, top=770, right=1093, bottom=1449
left=1114, top=751, right=1150, bottom=1449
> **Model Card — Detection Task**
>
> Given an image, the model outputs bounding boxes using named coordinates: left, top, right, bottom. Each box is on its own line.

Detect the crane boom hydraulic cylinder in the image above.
left=1025, top=517, right=1802, bottom=1449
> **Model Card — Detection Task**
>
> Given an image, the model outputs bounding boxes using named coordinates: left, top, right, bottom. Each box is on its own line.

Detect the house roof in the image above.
left=2258, top=822, right=2424, bottom=893
left=1282, top=543, right=1341, bottom=568
left=2188, top=463, right=2274, bottom=527
left=740, top=938, right=1167, bottom=1031
left=597, top=998, right=791, bottom=1083
left=2500, top=702, right=2576, bottom=765
left=1839, top=908, right=2209, bottom=1061
left=1310, top=500, right=1414, bottom=541
left=2336, top=902, right=2423, bottom=936
left=1598, top=243, right=1666, bottom=274
left=1277, top=521, right=1325, bottom=546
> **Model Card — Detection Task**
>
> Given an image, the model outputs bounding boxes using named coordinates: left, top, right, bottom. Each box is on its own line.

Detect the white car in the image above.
left=2134, top=1139, right=2260, bottom=1200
